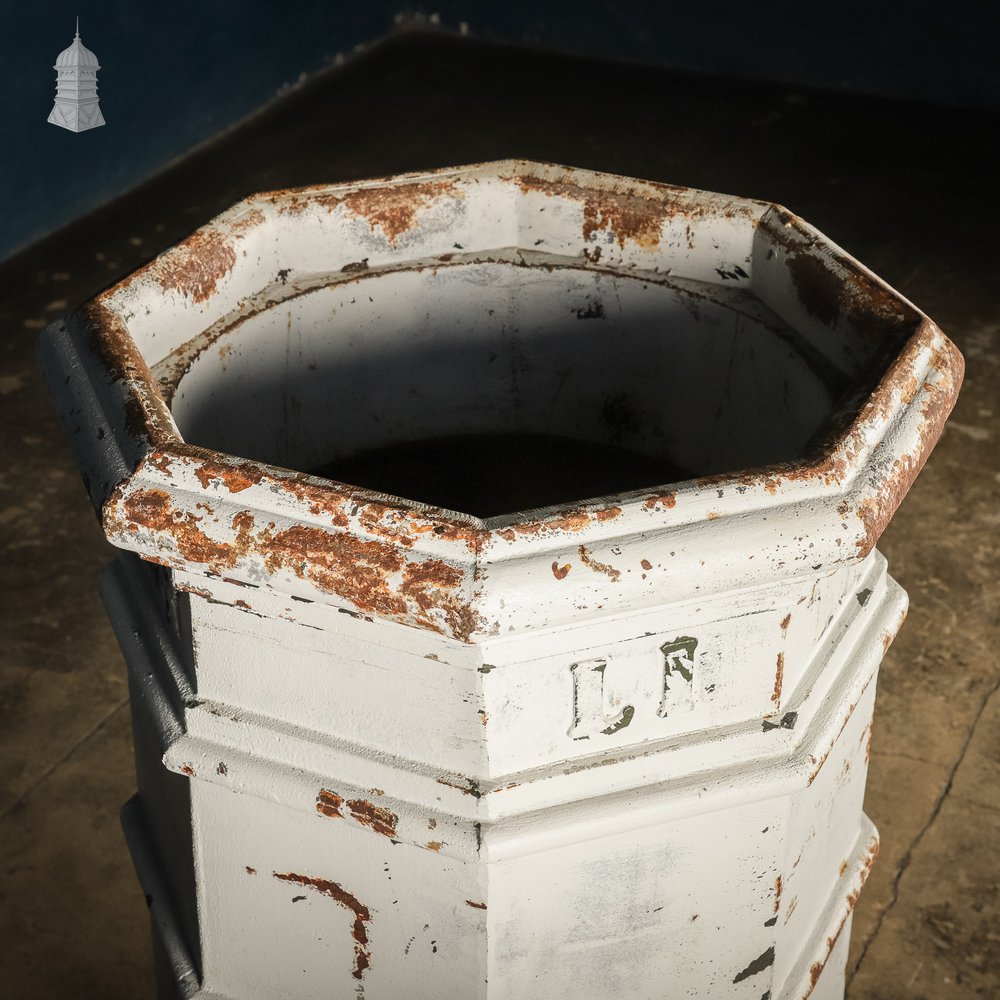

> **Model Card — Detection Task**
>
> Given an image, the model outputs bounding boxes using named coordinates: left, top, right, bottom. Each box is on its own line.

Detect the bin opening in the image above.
left=158, top=257, right=898, bottom=518
left=310, top=433, right=692, bottom=520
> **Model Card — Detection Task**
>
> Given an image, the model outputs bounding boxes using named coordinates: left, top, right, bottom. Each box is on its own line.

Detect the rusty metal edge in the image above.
left=44, top=162, right=964, bottom=640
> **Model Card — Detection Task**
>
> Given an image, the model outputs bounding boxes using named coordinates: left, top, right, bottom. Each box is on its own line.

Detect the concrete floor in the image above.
left=1, top=31, right=998, bottom=999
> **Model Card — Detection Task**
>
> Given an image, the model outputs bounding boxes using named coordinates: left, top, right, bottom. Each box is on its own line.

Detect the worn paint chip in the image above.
left=732, top=946, right=775, bottom=984
left=273, top=871, right=371, bottom=980
left=346, top=798, right=398, bottom=839
left=316, top=789, right=344, bottom=818
left=578, top=544, right=621, bottom=581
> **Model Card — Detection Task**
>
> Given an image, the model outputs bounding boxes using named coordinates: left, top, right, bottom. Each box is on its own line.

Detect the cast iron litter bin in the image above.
left=39, top=160, right=963, bottom=1000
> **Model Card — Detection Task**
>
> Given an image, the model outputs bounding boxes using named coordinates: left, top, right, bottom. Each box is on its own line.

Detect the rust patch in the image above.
left=780, top=613, right=792, bottom=632
left=640, top=558, right=653, bottom=571
left=859, top=835, right=879, bottom=883
left=494, top=504, right=619, bottom=541
left=245, top=866, right=256, bottom=875
left=339, top=179, right=462, bottom=245
left=809, top=961, right=824, bottom=990
left=194, top=460, right=265, bottom=494
left=545, top=510, right=592, bottom=532
left=409, top=512, right=482, bottom=549
left=156, top=227, right=237, bottom=303
left=397, top=558, right=477, bottom=640
left=856, top=453, right=918, bottom=559
left=229, top=206, right=266, bottom=233
left=179, top=764, right=195, bottom=777
left=578, top=544, right=621, bottom=581
left=74, top=300, right=174, bottom=450
left=346, top=799, right=398, bottom=839
left=495, top=508, right=596, bottom=542
left=853, top=327, right=961, bottom=555
left=766, top=212, right=914, bottom=340
left=272, top=476, right=352, bottom=528
left=262, top=524, right=405, bottom=615
left=355, top=502, right=420, bottom=548
left=316, top=789, right=344, bottom=819
left=643, top=493, right=677, bottom=510
left=124, top=392, right=153, bottom=442
left=230, top=509, right=256, bottom=551
left=839, top=860, right=849, bottom=877
left=273, top=872, right=371, bottom=980
left=772, top=653, right=784, bottom=705
left=774, top=875, right=783, bottom=914
left=147, top=452, right=173, bottom=475
left=425, top=841, right=444, bottom=852
left=122, top=489, right=237, bottom=566
left=514, top=175, right=675, bottom=249
left=552, top=560, right=571, bottom=579
left=788, top=252, right=843, bottom=326
left=465, top=900, right=487, bottom=909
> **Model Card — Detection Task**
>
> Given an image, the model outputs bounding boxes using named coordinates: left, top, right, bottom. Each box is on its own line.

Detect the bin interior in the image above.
left=156, top=257, right=895, bottom=518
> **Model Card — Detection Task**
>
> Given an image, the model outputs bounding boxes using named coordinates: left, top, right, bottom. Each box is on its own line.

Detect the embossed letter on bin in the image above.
left=38, top=161, right=962, bottom=1000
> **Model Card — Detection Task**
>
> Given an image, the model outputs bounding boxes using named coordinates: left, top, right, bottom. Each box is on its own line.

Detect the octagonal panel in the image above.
left=38, top=160, right=961, bottom=643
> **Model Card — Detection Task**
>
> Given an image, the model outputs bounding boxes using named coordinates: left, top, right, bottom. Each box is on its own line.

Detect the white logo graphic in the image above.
left=48, top=18, right=105, bottom=132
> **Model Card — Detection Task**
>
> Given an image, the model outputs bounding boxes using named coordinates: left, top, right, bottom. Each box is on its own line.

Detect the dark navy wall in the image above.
left=433, top=0, right=1000, bottom=111
left=3, top=2, right=997, bottom=261
left=1, top=2, right=395, bottom=261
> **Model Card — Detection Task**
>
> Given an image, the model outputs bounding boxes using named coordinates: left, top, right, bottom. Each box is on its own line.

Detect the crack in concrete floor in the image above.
left=0, top=698, right=129, bottom=824
left=847, top=671, right=1000, bottom=988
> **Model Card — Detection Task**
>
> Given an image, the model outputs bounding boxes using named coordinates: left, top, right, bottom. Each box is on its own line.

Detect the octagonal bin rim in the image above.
left=38, top=160, right=963, bottom=641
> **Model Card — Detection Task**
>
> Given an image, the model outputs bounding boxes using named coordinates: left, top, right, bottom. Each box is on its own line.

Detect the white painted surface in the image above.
left=38, top=161, right=963, bottom=999
left=104, top=546, right=898, bottom=998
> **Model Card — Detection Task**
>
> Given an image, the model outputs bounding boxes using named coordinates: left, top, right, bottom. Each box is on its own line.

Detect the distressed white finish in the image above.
left=38, top=161, right=962, bottom=999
